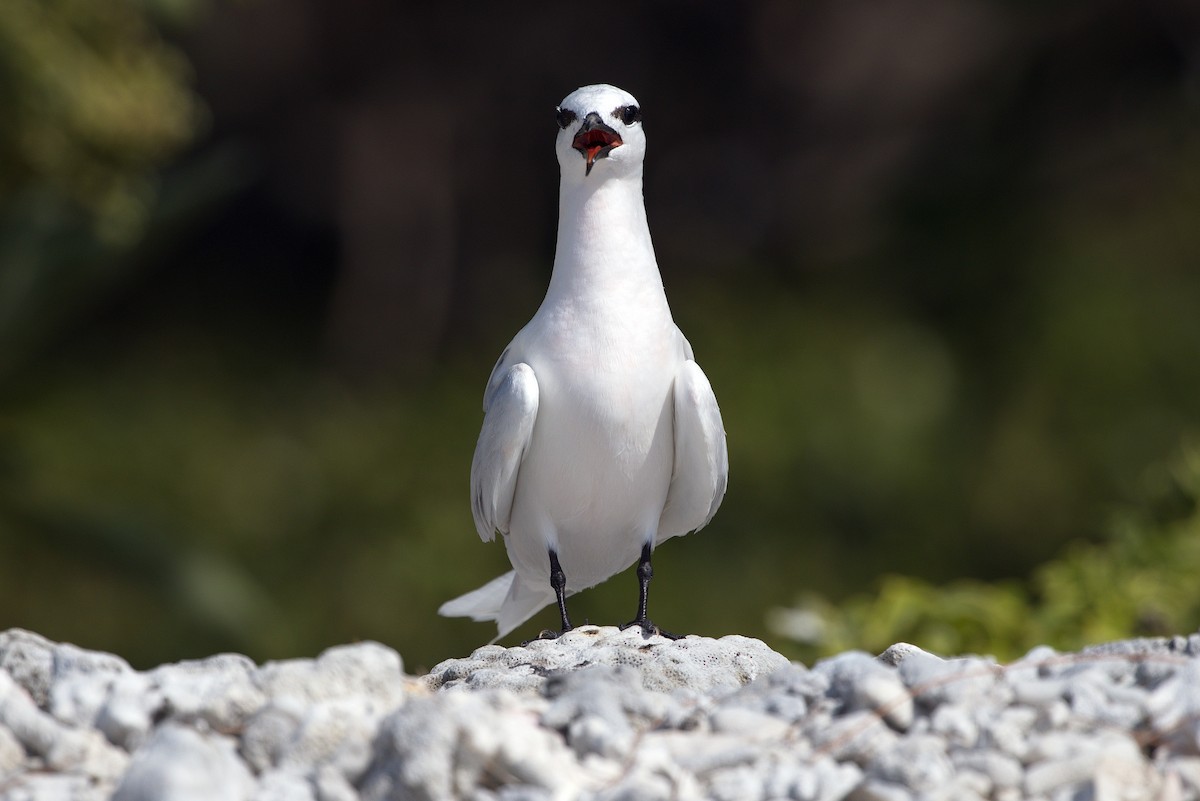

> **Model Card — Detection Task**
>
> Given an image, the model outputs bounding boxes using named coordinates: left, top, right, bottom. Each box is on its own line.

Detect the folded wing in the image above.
left=470, top=362, right=539, bottom=542
left=657, top=359, right=728, bottom=540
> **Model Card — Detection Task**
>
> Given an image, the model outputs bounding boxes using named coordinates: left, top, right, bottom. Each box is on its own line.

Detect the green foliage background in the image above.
left=778, top=442, right=1200, bottom=661
left=1, top=1, right=1198, bottom=671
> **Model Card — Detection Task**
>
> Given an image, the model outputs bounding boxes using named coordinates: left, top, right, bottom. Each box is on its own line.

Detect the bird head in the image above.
left=554, top=84, right=645, bottom=181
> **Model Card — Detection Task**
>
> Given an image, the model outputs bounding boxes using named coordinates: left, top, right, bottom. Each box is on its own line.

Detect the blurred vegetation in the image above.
left=0, top=0, right=201, bottom=241
left=0, top=0, right=208, bottom=381
left=772, top=441, right=1200, bottom=662
left=1, top=1, right=1199, bottom=671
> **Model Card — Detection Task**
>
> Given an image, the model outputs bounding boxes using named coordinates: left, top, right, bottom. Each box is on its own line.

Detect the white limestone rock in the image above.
left=112, top=723, right=255, bottom=801
left=814, top=651, right=914, bottom=731
left=4, top=626, right=1200, bottom=801
left=891, top=648, right=1004, bottom=709
left=425, top=625, right=789, bottom=695
left=0, top=722, right=26, bottom=779
left=255, top=642, right=406, bottom=708
left=0, top=629, right=131, bottom=711
left=358, top=689, right=588, bottom=801
left=0, top=669, right=128, bottom=780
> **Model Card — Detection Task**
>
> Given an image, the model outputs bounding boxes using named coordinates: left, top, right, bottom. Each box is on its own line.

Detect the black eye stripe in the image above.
left=556, top=107, right=578, bottom=129
left=615, top=105, right=641, bottom=125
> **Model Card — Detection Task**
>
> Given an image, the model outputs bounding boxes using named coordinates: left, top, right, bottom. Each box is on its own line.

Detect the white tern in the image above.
left=439, top=84, right=728, bottom=641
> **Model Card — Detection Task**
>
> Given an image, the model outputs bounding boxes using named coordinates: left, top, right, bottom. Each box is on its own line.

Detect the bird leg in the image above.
left=549, top=549, right=572, bottom=631
left=530, top=549, right=572, bottom=640
left=525, top=549, right=575, bottom=643
left=621, top=542, right=682, bottom=639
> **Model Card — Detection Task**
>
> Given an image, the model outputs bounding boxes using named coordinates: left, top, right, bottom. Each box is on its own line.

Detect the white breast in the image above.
left=504, top=301, right=683, bottom=591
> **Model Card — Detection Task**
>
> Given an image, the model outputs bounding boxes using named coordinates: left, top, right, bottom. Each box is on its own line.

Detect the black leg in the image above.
left=548, top=549, right=573, bottom=633
left=633, top=542, right=652, bottom=622
left=620, top=543, right=682, bottom=639
left=523, top=549, right=575, bottom=644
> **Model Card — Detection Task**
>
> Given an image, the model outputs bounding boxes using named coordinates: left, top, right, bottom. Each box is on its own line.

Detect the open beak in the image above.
left=571, top=112, right=622, bottom=176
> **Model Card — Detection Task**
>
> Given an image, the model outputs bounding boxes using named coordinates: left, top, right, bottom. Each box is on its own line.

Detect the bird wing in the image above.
left=480, top=345, right=513, bottom=412
left=658, top=359, right=728, bottom=540
left=470, top=362, right=539, bottom=542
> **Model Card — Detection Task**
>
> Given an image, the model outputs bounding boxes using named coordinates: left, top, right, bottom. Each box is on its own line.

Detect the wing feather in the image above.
left=657, top=359, right=728, bottom=539
left=470, top=363, right=539, bottom=542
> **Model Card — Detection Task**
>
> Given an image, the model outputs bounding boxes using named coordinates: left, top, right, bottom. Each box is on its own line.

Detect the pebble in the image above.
left=2, top=627, right=1200, bottom=800
left=929, top=703, right=978, bottom=747
left=894, top=649, right=1002, bottom=708
left=865, top=733, right=954, bottom=792
left=111, top=723, right=254, bottom=801
left=814, top=651, right=914, bottom=731
left=950, top=748, right=1023, bottom=790
left=848, top=778, right=914, bottom=801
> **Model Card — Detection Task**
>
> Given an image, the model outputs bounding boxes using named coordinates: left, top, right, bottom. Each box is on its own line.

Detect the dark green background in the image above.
left=1, top=0, right=1198, bottom=671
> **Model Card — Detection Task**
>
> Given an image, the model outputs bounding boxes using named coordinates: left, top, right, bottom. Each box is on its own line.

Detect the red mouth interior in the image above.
left=572, top=128, right=622, bottom=166
left=573, top=129, right=621, bottom=150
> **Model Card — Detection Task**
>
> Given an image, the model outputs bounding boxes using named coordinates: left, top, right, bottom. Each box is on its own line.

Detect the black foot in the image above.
left=619, top=618, right=683, bottom=640
left=522, top=627, right=572, bottom=646
left=620, top=543, right=684, bottom=639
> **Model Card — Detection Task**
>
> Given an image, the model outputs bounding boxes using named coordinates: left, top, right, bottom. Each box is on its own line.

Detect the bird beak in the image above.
left=571, top=112, right=622, bottom=176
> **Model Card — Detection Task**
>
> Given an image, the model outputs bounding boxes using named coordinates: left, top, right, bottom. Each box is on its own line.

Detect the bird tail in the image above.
left=438, top=570, right=555, bottom=643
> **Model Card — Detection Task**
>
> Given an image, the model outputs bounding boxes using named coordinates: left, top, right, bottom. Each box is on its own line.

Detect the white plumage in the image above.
left=439, top=84, right=728, bottom=640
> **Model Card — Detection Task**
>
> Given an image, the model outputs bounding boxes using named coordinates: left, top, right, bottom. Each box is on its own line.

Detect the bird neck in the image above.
left=546, top=173, right=664, bottom=304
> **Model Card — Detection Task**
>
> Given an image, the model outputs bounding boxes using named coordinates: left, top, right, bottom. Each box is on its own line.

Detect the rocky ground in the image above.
left=1, top=625, right=1199, bottom=800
